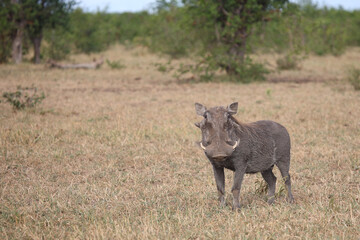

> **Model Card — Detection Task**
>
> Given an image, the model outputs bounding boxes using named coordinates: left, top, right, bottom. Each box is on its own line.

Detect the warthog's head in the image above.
left=195, top=102, right=239, bottom=161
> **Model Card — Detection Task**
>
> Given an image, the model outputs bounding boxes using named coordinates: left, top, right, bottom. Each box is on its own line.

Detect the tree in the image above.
left=0, top=1, right=16, bottom=63
left=0, top=0, right=75, bottom=64
left=185, top=0, right=288, bottom=76
left=26, top=0, right=75, bottom=63
left=9, top=0, right=26, bottom=64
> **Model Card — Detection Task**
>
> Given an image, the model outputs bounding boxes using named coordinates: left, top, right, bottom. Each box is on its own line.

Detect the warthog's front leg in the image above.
left=212, top=166, right=225, bottom=207
left=231, top=168, right=246, bottom=210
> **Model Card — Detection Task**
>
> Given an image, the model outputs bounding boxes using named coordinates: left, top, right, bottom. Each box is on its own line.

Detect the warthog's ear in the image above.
left=227, top=102, right=238, bottom=115
left=194, top=122, right=201, bottom=128
left=195, top=103, right=207, bottom=116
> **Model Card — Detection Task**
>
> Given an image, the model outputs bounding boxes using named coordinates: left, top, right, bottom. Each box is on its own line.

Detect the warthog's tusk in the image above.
left=232, top=140, right=239, bottom=149
left=200, top=142, right=206, bottom=150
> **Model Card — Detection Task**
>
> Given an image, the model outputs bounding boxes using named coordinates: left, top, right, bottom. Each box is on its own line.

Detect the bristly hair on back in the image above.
left=229, top=115, right=262, bottom=139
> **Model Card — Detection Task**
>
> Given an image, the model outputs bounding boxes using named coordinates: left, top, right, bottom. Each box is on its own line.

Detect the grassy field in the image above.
left=0, top=45, right=359, bottom=239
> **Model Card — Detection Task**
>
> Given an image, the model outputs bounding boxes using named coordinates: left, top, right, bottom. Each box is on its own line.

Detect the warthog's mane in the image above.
left=229, top=115, right=262, bottom=140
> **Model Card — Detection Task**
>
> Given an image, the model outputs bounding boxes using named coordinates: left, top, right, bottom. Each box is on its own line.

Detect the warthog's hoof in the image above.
left=267, top=196, right=275, bottom=205
left=232, top=204, right=241, bottom=211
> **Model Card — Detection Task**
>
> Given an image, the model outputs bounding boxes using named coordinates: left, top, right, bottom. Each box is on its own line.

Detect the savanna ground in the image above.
left=0, top=45, right=359, bottom=239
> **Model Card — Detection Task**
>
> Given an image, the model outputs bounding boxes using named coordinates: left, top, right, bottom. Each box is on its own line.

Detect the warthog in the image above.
left=195, top=102, right=294, bottom=209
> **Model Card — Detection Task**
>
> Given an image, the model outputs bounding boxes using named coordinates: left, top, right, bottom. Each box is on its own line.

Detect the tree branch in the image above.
left=48, top=58, right=104, bottom=69
left=218, top=0, right=229, bottom=16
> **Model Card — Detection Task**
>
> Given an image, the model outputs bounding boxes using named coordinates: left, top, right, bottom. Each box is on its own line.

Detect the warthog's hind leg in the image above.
left=261, top=167, right=277, bottom=204
left=276, top=158, right=294, bottom=203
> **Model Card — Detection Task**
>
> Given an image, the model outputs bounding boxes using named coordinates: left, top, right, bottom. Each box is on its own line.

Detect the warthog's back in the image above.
left=254, top=120, right=291, bottom=154
left=235, top=120, right=291, bottom=174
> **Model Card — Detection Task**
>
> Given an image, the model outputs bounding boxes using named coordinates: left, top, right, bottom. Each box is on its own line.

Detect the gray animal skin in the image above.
left=195, top=102, right=294, bottom=210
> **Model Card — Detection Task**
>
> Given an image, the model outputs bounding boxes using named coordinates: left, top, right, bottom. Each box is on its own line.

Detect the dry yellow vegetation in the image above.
left=0, top=45, right=359, bottom=239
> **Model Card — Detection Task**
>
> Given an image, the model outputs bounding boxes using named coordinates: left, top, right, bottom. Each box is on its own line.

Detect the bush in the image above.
left=106, top=59, right=126, bottom=69
left=70, top=9, right=115, bottom=54
left=248, top=4, right=352, bottom=57
left=348, top=67, right=360, bottom=90
left=154, top=62, right=174, bottom=73
left=0, top=4, right=16, bottom=63
left=230, top=58, right=270, bottom=83
left=2, top=86, right=45, bottom=110
left=139, top=4, right=201, bottom=59
left=43, top=27, right=73, bottom=60
left=276, top=54, right=301, bottom=70
left=174, top=56, right=269, bottom=83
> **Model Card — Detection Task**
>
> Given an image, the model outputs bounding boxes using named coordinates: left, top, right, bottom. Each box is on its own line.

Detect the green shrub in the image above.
left=348, top=67, right=360, bottom=90
left=70, top=9, right=115, bottom=54
left=154, top=62, right=174, bottom=73
left=230, top=58, right=270, bottom=83
left=174, top=57, right=269, bottom=83
left=139, top=4, right=201, bottom=59
left=276, top=54, right=301, bottom=70
left=173, top=57, right=217, bottom=82
left=106, top=59, right=126, bottom=69
left=43, top=27, right=73, bottom=60
left=2, top=86, right=45, bottom=110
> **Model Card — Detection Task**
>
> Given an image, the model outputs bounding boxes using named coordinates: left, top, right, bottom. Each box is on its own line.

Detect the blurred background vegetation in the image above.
left=1, top=0, right=360, bottom=82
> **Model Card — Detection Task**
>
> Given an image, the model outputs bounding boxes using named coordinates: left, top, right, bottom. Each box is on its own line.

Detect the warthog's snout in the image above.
left=200, top=140, right=239, bottom=161
left=211, top=154, right=228, bottom=161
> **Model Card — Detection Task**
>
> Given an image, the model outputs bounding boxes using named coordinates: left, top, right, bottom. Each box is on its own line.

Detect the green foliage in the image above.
left=154, top=61, right=174, bottom=73
left=174, top=61, right=216, bottom=82
left=43, top=27, right=73, bottom=60
left=70, top=9, right=109, bottom=53
left=182, top=0, right=288, bottom=77
left=106, top=59, right=126, bottom=69
left=26, top=0, right=76, bottom=35
left=303, top=10, right=346, bottom=56
left=174, top=56, right=268, bottom=83
left=155, top=63, right=169, bottom=73
left=248, top=3, right=354, bottom=56
left=347, top=67, right=360, bottom=90
left=2, top=86, right=45, bottom=110
left=255, top=178, right=268, bottom=195
left=26, top=0, right=76, bottom=62
left=140, top=4, right=198, bottom=58
left=0, top=1, right=16, bottom=63
left=227, top=57, right=270, bottom=83
left=112, top=12, right=149, bottom=43
left=0, top=0, right=75, bottom=63
left=276, top=54, right=301, bottom=70
left=2, top=0, right=360, bottom=74
left=68, top=9, right=149, bottom=54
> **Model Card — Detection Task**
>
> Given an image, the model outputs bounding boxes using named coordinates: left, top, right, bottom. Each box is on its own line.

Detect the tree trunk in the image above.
left=32, top=34, right=43, bottom=64
left=12, top=20, right=25, bottom=64
left=224, top=27, right=247, bottom=75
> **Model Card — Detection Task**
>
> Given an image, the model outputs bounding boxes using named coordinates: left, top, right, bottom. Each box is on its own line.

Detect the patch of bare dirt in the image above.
left=267, top=76, right=325, bottom=84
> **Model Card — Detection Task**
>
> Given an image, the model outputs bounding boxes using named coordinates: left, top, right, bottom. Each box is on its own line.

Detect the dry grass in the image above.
left=0, top=45, right=359, bottom=239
